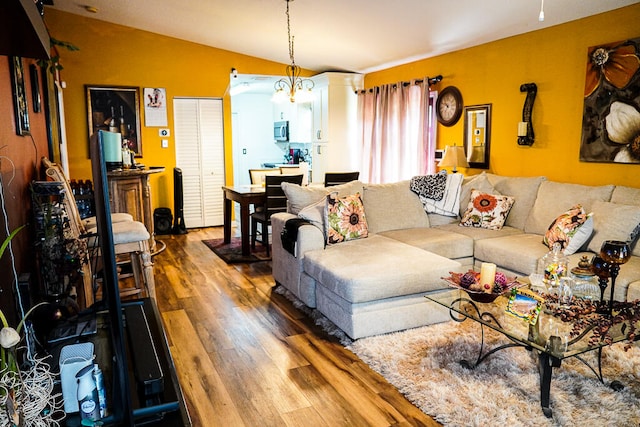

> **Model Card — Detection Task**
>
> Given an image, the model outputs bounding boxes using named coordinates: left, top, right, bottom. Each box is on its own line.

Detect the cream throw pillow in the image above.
left=587, top=201, right=640, bottom=255
left=282, top=180, right=364, bottom=214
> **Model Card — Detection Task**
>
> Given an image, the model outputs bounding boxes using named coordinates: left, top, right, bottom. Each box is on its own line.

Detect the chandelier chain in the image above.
left=286, top=0, right=295, bottom=66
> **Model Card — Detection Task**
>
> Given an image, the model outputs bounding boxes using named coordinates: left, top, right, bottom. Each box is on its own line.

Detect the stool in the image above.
left=86, top=221, right=155, bottom=299
left=42, top=157, right=155, bottom=304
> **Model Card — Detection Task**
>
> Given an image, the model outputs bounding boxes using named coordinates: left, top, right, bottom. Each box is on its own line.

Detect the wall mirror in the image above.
left=463, top=104, right=491, bottom=169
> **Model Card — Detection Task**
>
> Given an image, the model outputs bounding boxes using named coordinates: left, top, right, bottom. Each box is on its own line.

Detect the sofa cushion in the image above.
left=303, top=234, right=460, bottom=304
left=482, top=174, right=545, bottom=230
left=611, top=185, right=640, bottom=207
left=326, top=193, right=368, bottom=244
left=543, top=205, right=593, bottom=255
left=587, top=200, right=640, bottom=255
left=379, top=227, right=474, bottom=259
left=474, top=233, right=551, bottom=275
left=362, top=181, right=430, bottom=234
left=435, top=223, right=524, bottom=241
left=523, top=181, right=614, bottom=235
left=282, top=180, right=364, bottom=214
left=459, top=172, right=498, bottom=217
left=298, top=198, right=325, bottom=232
left=459, top=190, right=515, bottom=230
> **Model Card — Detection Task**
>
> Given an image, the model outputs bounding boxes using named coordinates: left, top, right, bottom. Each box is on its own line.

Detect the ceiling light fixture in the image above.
left=273, top=0, right=314, bottom=103
left=538, top=0, right=545, bottom=22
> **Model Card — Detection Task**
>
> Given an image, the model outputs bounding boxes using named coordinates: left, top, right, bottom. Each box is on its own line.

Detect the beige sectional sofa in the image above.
left=271, top=173, right=640, bottom=339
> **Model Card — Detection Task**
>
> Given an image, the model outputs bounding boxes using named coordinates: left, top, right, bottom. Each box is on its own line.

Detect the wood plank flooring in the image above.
left=152, top=227, right=441, bottom=426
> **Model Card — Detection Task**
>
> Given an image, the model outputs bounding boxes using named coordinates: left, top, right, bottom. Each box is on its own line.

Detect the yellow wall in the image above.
left=47, top=4, right=640, bottom=209
left=366, top=3, right=640, bottom=187
left=45, top=9, right=312, bottom=210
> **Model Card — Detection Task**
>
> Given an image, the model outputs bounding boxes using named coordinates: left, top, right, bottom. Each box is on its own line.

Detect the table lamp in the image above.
left=438, top=145, right=470, bottom=173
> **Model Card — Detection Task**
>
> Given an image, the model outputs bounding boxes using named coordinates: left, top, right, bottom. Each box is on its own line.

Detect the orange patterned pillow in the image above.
left=459, top=190, right=515, bottom=230
left=543, top=205, right=593, bottom=254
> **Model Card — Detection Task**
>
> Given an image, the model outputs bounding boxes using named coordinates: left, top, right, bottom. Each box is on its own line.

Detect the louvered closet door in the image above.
left=174, top=98, right=225, bottom=227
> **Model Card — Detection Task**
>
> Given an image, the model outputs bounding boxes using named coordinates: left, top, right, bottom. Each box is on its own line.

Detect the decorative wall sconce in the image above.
left=518, top=83, right=537, bottom=146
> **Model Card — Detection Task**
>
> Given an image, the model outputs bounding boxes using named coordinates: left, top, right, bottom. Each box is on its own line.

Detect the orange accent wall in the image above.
left=366, top=4, right=640, bottom=187
left=44, top=9, right=312, bottom=210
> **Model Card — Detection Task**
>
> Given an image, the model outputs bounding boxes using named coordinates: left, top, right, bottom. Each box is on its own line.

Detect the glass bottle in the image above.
left=119, top=105, right=128, bottom=138
left=108, top=106, right=118, bottom=133
left=537, top=242, right=568, bottom=291
left=122, top=142, right=132, bottom=169
left=571, top=255, right=600, bottom=301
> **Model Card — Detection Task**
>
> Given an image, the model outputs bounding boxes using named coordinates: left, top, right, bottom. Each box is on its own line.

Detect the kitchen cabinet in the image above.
left=309, top=72, right=363, bottom=182
left=311, top=143, right=329, bottom=184
left=273, top=101, right=312, bottom=143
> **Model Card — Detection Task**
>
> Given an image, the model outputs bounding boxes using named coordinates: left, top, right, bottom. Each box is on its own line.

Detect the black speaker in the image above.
left=154, top=208, right=173, bottom=235
left=172, top=167, right=187, bottom=234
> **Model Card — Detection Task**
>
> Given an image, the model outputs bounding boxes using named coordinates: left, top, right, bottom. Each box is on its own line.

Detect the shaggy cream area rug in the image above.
left=348, top=320, right=640, bottom=427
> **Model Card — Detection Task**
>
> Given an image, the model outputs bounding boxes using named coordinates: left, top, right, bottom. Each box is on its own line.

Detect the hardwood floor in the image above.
left=152, top=227, right=441, bottom=427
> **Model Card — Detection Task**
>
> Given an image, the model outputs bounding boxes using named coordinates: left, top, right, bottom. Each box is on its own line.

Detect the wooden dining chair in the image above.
left=324, top=171, right=360, bottom=186
left=250, top=174, right=304, bottom=256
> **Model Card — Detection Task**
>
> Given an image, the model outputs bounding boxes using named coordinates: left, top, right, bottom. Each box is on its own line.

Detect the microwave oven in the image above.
left=274, top=121, right=289, bottom=142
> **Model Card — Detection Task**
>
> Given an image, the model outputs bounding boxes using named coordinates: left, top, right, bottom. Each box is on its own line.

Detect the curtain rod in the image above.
left=356, top=75, right=443, bottom=94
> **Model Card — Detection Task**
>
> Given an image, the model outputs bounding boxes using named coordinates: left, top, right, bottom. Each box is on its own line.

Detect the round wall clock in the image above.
left=436, top=86, right=463, bottom=126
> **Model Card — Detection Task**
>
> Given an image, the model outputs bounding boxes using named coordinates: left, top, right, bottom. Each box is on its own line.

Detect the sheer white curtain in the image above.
left=355, top=79, right=436, bottom=183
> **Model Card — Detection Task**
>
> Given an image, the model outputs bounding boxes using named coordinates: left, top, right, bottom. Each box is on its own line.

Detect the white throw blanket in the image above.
left=418, top=172, right=463, bottom=217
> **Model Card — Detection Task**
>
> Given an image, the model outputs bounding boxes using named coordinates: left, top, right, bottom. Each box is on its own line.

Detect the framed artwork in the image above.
left=580, top=37, right=640, bottom=163
left=10, top=56, right=30, bottom=135
left=463, top=104, right=491, bottom=169
left=143, top=87, right=168, bottom=127
left=30, top=64, right=41, bottom=113
left=86, top=85, right=142, bottom=157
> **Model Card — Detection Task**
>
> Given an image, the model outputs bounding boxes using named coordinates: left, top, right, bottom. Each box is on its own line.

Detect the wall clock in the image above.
left=436, top=86, right=463, bottom=127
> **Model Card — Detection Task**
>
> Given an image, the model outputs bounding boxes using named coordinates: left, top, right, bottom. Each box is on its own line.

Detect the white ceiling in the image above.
left=48, top=0, right=637, bottom=81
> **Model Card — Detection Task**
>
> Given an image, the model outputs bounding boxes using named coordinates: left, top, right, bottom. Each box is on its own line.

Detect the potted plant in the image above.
left=0, top=226, right=64, bottom=425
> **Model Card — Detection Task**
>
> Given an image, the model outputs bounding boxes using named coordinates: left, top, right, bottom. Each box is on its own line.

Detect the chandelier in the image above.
left=273, top=0, right=314, bottom=103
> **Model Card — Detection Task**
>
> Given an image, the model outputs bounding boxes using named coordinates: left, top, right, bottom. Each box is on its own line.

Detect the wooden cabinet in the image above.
left=310, top=72, right=363, bottom=182
left=107, top=168, right=164, bottom=250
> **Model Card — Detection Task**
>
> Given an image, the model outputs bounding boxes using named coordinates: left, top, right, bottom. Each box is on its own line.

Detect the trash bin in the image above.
left=154, top=207, right=173, bottom=235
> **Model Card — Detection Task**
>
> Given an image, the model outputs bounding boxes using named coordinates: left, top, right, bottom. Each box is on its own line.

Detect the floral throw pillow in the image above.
left=325, top=192, right=368, bottom=244
left=459, top=190, right=515, bottom=230
left=543, top=204, right=593, bottom=255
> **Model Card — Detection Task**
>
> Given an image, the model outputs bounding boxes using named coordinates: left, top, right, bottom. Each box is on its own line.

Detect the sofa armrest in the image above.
left=271, top=212, right=326, bottom=307
left=271, top=212, right=325, bottom=257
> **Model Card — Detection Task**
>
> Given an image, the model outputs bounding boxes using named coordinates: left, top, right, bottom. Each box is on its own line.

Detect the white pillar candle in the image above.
left=480, top=263, right=497, bottom=293
left=518, top=121, right=528, bottom=137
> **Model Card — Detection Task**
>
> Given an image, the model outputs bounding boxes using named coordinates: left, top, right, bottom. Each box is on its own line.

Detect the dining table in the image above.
left=222, top=185, right=266, bottom=256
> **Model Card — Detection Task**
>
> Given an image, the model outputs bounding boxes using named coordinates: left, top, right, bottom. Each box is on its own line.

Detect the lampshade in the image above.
left=438, top=145, right=470, bottom=173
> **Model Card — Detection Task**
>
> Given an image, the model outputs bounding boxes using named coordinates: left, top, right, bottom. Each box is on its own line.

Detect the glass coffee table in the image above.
left=426, top=284, right=638, bottom=418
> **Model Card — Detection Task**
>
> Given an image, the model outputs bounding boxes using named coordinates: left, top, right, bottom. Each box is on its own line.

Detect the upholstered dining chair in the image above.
left=250, top=174, right=304, bottom=256
left=42, top=157, right=156, bottom=303
left=280, top=164, right=309, bottom=186
left=324, top=171, right=360, bottom=186
left=249, top=168, right=281, bottom=185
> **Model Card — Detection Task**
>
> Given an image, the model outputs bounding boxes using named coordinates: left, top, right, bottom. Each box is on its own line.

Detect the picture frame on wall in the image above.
left=463, top=104, right=491, bottom=169
left=10, top=56, right=30, bottom=136
left=580, top=36, right=640, bottom=164
left=86, top=85, right=142, bottom=157
left=30, top=64, right=42, bottom=113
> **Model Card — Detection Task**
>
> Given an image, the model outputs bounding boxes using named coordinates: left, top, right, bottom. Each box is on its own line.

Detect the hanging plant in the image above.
left=37, top=37, right=79, bottom=74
